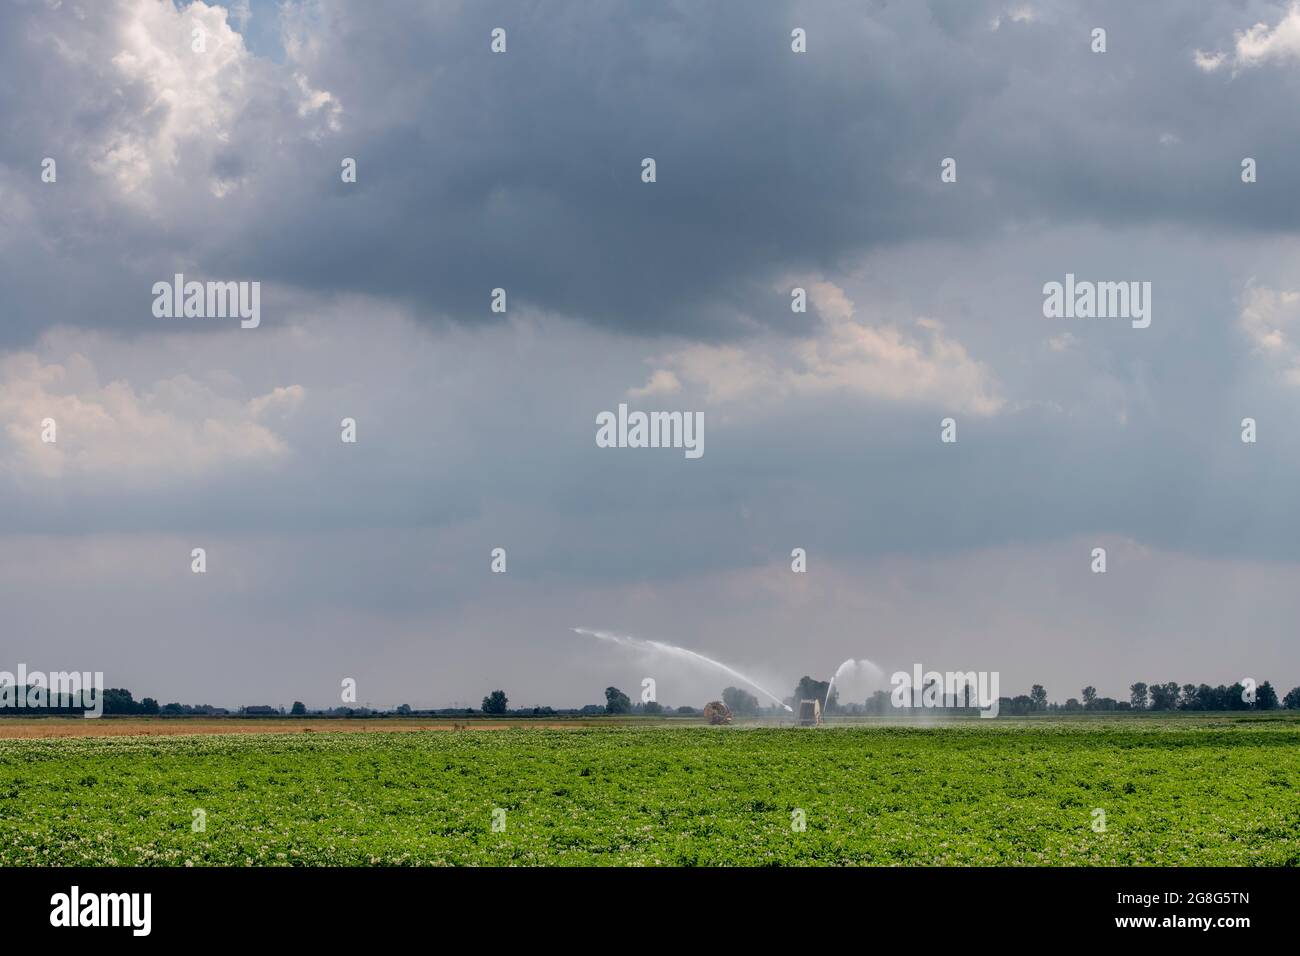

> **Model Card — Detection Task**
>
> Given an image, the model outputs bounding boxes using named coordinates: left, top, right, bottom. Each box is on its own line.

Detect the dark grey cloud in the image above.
left=7, top=0, right=1300, bottom=346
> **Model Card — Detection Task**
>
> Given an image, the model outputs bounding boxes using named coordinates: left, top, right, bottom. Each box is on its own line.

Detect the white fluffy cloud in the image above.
left=1196, top=3, right=1300, bottom=72
left=32, top=0, right=339, bottom=207
left=632, top=281, right=1005, bottom=415
left=1238, top=283, right=1300, bottom=385
left=0, top=348, right=298, bottom=486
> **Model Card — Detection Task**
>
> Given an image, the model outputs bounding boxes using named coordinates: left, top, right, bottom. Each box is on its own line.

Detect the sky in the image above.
left=2, top=0, right=1300, bottom=709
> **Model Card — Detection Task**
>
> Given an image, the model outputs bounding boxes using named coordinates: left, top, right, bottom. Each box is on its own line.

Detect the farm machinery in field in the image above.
left=702, top=700, right=733, bottom=725
left=797, top=699, right=823, bottom=727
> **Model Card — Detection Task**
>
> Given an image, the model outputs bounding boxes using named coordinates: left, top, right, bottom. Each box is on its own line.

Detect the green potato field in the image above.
left=1, top=716, right=1297, bottom=866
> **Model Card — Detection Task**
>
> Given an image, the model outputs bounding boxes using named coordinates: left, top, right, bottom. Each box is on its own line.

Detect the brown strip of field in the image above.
left=0, top=717, right=649, bottom=738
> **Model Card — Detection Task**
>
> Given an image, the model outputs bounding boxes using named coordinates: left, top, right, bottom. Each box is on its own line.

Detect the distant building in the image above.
left=242, top=705, right=278, bottom=716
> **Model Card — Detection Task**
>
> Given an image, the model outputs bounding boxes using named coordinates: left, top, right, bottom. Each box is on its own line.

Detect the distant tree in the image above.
left=643, top=700, right=663, bottom=715
left=865, top=690, right=892, bottom=715
left=101, top=688, right=137, bottom=715
left=1163, top=682, right=1181, bottom=709
left=675, top=705, right=698, bottom=715
left=1129, top=682, right=1149, bottom=710
left=1081, top=686, right=1097, bottom=709
left=1030, top=685, right=1048, bottom=711
left=1007, top=695, right=1034, bottom=715
left=1147, top=683, right=1170, bottom=710
left=481, top=690, right=509, bottom=715
left=1151, top=682, right=1180, bottom=710
left=1190, top=686, right=1216, bottom=712
left=139, top=697, right=159, bottom=715
left=1063, top=697, right=1081, bottom=712
left=1229, top=682, right=1254, bottom=710
left=395, top=703, right=411, bottom=716
left=161, top=702, right=184, bottom=716
left=722, top=686, right=760, bottom=716
left=1179, top=684, right=1198, bottom=710
left=604, top=686, right=631, bottom=715
left=290, top=701, right=307, bottom=716
left=793, top=676, right=832, bottom=708
left=1255, top=681, right=1278, bottom=710
left=1283, top=686, right=1300, bottom=710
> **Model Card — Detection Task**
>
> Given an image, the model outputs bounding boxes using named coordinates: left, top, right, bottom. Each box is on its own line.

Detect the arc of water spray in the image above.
left=824, top=659, right=854, bottom=713
left=574, top=628, right=794, bottom=712
left=824, top=658, right=886, bottom=712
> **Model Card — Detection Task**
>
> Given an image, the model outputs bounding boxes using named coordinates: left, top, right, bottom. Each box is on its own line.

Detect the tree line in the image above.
left=708, top=677, right=1300, bottom=717
left=1001, top=680, right=1295, bottom=714
left=6, top=679, right=1298, bottom=718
